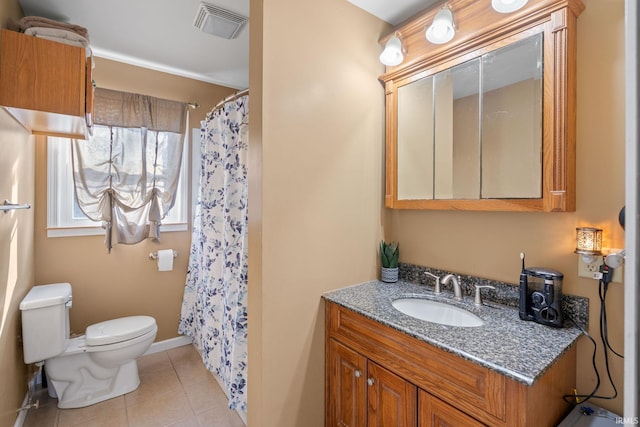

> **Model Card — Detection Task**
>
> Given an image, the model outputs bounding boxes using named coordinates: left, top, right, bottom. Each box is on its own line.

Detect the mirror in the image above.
left=396, top=33, right=542, bottom=201
left=381, top=0, right=582, bottom=212
left=481, top=34, right=542, bottom=199
left=397, top=75, right=435, bottom=200
left=434, top=58, right=480, bottom=200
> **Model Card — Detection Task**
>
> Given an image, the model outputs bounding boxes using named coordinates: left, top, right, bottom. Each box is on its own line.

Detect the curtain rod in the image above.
left=95, top=86, right=200, bottom=110
left=213, top=88, right=249, bottom=110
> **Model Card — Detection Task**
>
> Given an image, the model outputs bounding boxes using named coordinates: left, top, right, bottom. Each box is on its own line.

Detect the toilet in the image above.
left=19, top=283, right=157, bottom=409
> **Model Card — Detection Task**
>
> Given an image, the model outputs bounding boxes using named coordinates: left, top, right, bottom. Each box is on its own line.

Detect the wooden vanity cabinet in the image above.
left=0, top=29, right=93, bottom=139
left=328, top=339, right=367, bottom=426
left=325, top=301, right=576, bottom=427
left=328, top=338, right=417, bottom=427
left=419, top=391, right=486, bottom=427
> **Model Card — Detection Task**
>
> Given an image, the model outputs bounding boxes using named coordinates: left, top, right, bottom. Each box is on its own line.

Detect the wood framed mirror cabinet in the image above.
left=380, top=0, right=585, bottom=211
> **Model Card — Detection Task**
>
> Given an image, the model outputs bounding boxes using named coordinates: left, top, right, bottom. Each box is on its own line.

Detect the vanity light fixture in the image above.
left=426, top=6, right=456, bottom=44
left=379, top=33, right=405, bottom=66
left=574, top=227, right=603, bottom=264
left=491, top=0, right=529, bottom=13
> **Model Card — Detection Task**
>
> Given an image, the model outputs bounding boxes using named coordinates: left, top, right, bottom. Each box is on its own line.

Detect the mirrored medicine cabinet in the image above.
left=380, top=0, right=585, bottom=212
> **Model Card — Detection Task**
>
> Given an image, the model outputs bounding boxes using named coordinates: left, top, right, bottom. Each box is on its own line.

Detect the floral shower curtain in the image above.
left=178, top=94, right=249, bottom=414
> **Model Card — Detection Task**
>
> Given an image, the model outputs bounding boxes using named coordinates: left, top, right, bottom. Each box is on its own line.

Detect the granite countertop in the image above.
left=323, top=280, right=583, bottom=386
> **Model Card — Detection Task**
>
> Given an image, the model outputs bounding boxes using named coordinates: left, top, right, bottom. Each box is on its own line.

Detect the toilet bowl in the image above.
left=45, top=316, right=157, bottom=408
left=20, top=283, right=158, bottom=409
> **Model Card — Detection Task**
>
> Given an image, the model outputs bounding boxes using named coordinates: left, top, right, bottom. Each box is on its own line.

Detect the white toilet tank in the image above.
left=20, top=283, right=72, bottom=364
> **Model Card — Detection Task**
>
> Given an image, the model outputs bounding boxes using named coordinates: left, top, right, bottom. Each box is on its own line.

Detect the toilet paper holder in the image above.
left=148, top=250, right=178, bottom=260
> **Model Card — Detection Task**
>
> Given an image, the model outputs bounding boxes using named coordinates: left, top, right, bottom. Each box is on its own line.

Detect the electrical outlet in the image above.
left=577, top=248, right=624, bottom=283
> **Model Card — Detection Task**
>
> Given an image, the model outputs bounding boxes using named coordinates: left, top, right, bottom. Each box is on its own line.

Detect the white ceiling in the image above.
left=346, top=0, right=437, bottom=26
left=17, top=0, right=431, bottom=90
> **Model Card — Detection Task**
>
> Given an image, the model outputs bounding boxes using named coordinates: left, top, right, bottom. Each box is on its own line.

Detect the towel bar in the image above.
left=1, top=200, right=31, bottom=213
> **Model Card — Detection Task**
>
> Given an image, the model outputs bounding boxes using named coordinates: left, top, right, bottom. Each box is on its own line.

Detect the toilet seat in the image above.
left=86, top=316, right=156, bottom=346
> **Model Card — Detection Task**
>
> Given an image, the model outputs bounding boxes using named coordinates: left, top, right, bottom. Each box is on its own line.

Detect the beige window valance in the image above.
left=93, top=88, right=187, bottom=134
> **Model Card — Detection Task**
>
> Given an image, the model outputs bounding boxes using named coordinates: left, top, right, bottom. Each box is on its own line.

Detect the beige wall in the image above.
left=248, top=0, right=388, bottom=424
left=0, top=3, right=34, bottom=427
left=34, top=59, right=236, bottom=341
left=247, top=0, right=264, bottom=422
left=0, top=110, right=34, bottom=427
left=390, top=0, right=626, bottom=415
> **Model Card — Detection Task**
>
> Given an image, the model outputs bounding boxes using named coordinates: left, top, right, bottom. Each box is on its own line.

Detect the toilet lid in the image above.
left=86, top=316, right=156, bottom=346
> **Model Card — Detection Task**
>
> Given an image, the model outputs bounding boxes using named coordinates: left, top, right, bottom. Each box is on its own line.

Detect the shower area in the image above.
left=179, top=91, right=249, bottom=419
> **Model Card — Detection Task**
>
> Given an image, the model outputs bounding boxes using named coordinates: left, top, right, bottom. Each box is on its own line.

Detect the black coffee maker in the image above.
left=519, top=254, right=564, bottom=328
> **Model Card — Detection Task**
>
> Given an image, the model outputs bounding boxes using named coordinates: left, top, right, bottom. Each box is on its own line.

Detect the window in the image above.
left=47, top=135, right=189, bottom=238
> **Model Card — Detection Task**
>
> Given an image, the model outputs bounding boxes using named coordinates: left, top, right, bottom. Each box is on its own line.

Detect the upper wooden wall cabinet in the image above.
left=381, top=0, right=585, bottom=212
left=0, top=29, right=93, bottom=139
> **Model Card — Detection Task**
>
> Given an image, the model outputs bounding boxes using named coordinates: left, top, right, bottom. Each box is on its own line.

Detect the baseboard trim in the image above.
left=13, top=394, right=29, bottom=427
left=144, top=335, right=193, bottom=355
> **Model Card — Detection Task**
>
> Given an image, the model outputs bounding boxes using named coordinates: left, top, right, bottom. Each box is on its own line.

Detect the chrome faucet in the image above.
left=424, top=271, right=441, bottom=294
left=442, top=274, right=463, bottom=300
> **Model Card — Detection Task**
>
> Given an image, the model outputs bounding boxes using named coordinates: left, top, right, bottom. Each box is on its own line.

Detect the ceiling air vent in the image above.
left=194, top=2, right=248, bottom=39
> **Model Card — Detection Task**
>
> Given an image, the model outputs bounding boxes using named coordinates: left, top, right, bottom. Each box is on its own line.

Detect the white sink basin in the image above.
left=392, top=298, right=484, bottom=327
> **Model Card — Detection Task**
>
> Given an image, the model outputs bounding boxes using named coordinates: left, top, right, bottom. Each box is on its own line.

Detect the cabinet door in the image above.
left=0, top=29, right=85, bottom=116
left=367, top=361, right=417, bottom=427
left=419, top=390, right=486, bottom=427
left=327, top=339, right=367, bottom=427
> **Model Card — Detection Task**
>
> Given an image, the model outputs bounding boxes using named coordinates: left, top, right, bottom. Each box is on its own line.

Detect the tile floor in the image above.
left=22, top=345, right=245, bottom=427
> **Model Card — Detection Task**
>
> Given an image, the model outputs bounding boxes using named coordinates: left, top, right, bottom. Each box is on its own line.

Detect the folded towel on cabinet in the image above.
left=24, top=27, right=92, bottom=56
left=18, top=16, right=89, bottom=41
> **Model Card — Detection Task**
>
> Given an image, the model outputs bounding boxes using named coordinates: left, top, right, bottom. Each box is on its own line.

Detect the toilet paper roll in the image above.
left=157, top=249, right=174, bottom=272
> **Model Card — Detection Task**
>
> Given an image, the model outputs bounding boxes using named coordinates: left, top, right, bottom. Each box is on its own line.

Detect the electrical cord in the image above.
left=599, top=264, right=624, bottom=358
left=563, top=314, right=601, bottom=404
left=563, top=263, right=621, bottom=404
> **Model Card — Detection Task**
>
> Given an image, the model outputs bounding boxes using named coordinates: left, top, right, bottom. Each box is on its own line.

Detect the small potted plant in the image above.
left=380, top=240, right=399, bottom=283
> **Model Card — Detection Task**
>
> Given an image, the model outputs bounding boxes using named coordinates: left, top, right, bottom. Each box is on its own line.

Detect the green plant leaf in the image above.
left=380, top=240, right=399, bottom=268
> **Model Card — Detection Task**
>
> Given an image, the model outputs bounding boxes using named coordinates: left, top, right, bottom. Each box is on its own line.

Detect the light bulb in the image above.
left=431, top=23, right=448, bottom=39
left=426, top=8, right=455, bottom=44
left=491, top=0, right=528, bottom=13
left=379, top=36, right=404, bottom=66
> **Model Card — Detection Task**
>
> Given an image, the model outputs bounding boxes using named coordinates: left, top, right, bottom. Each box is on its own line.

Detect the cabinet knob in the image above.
left=367, top=378, right=375, bottom=386
left=354, top=370, right=362, bottom=378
